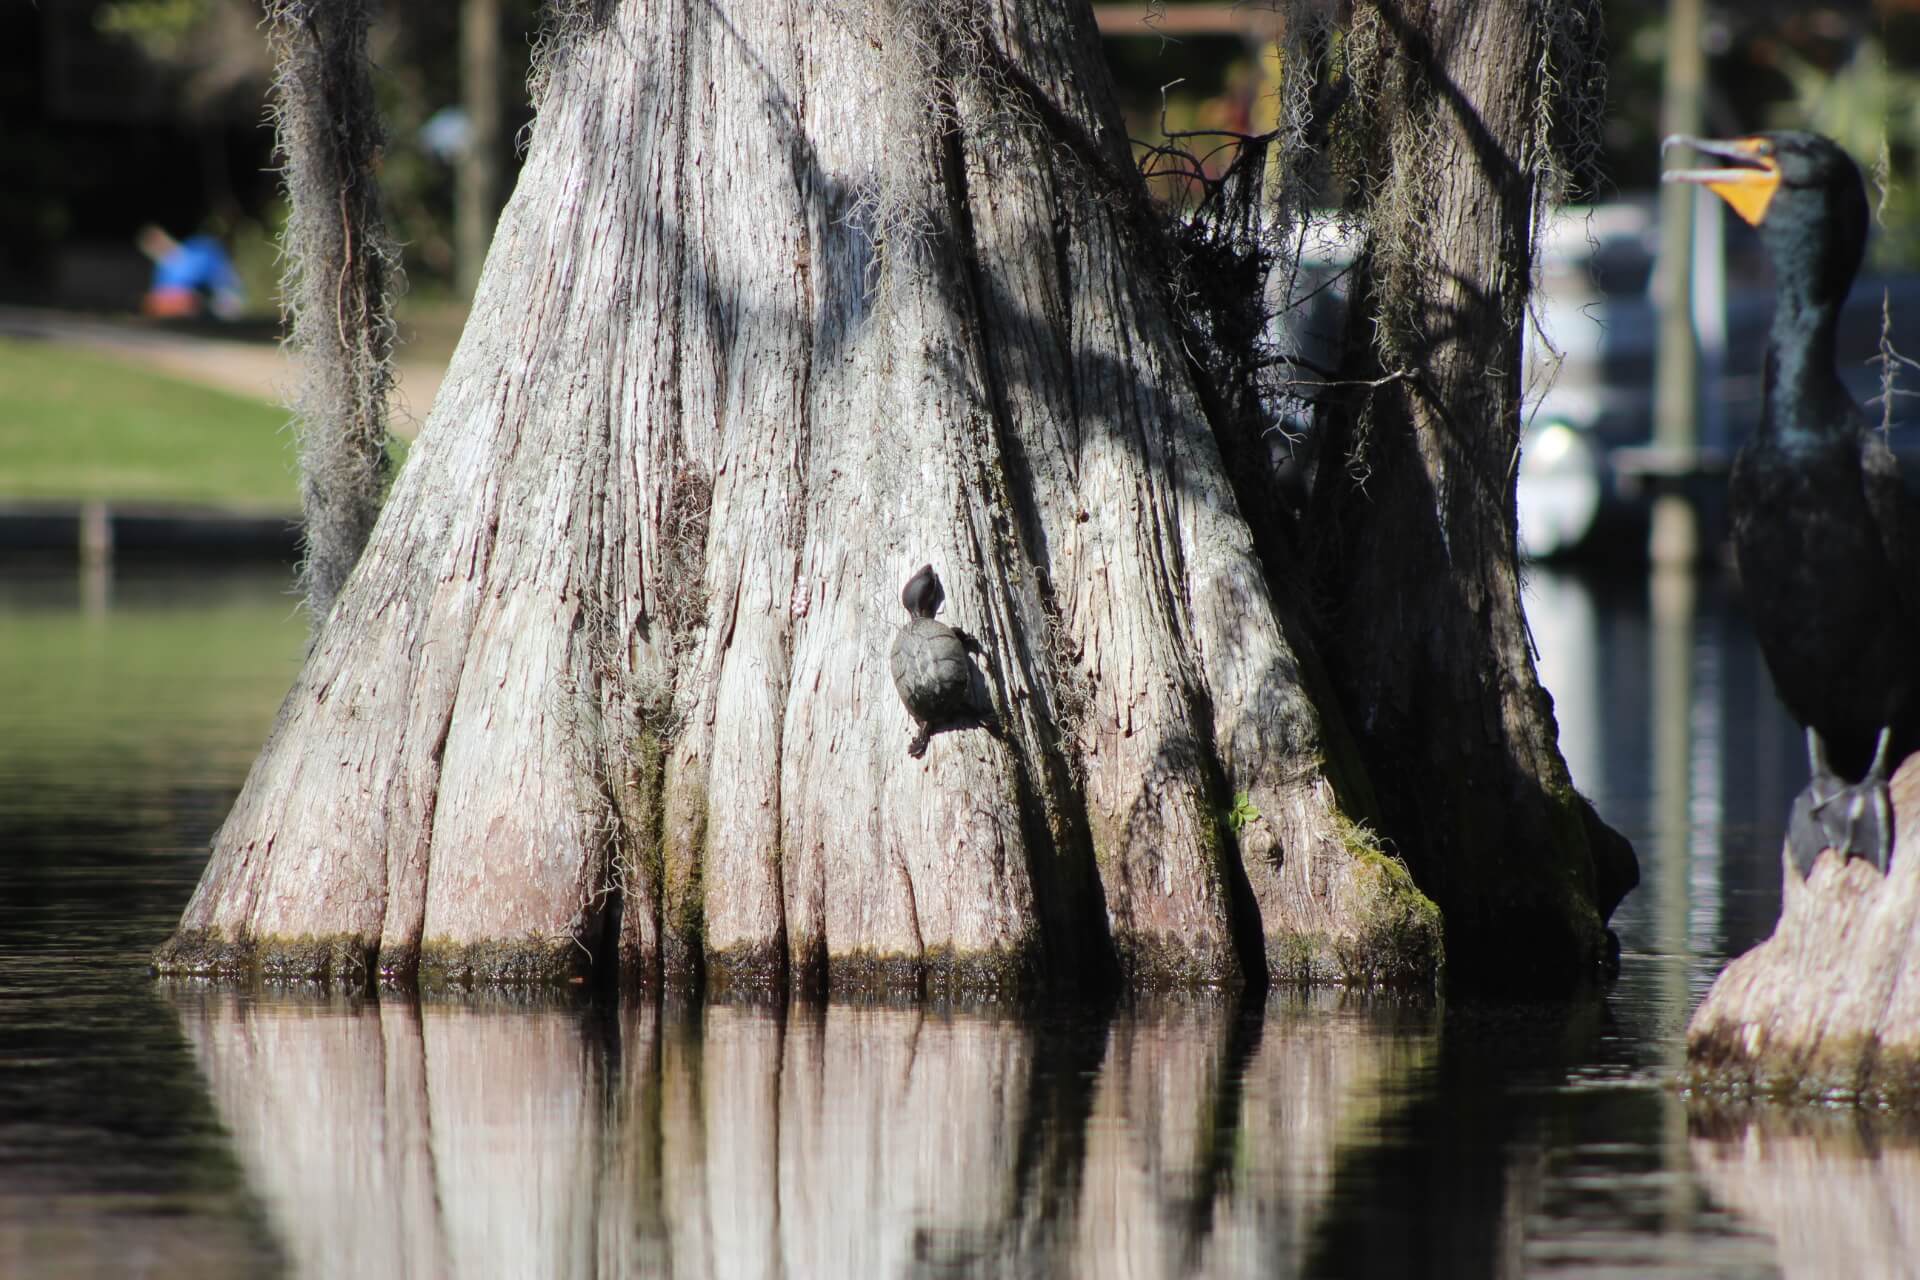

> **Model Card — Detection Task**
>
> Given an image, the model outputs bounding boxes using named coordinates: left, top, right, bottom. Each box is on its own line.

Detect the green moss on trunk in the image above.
left=704, top=942, right=788, bottom=996
left=612, top=724, right=670, bottom=982
left=1685, top=1030, right=1920, bottom=1107
left=152, top=928, right=376, bottom=984
left=417, top=936, right=587, bottom=985
left=660, top=775, right=708, bottom=984
left=1338, top=843, right=1445, bottom=988
left=1265, top=818, right=1444, bottom=989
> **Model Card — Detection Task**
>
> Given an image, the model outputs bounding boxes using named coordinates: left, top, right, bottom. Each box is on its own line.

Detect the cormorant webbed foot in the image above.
left=907, top=726, right=931, bottom=759
left=1786, top=728, right=1894, bottom=877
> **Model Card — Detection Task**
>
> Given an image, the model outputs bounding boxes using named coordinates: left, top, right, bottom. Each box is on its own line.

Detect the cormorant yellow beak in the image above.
left=1661, top=134, right=1782, bottom=227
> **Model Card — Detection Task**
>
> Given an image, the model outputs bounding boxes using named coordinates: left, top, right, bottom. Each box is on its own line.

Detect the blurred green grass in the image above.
left=0, top=336, right=298, bottom=512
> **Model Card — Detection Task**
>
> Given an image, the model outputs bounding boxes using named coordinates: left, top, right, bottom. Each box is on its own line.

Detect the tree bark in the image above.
left=1684, top=755, right=1920, bottom=1103
left=150, top=0, right=1677, bottom=994
left=1302, top=0, right=1637, bottom=989
left=155, top=0, right=1442, bottom=994
left=157, top=0, right=1443, bottom=990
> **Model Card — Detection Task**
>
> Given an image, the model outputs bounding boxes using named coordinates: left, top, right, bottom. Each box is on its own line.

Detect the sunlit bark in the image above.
left=1685, top=756, right=1920, bottom=1102
left=155, top=0, right=1442, bottom=993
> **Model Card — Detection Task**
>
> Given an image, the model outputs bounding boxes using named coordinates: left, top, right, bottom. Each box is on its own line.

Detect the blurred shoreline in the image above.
left=0, top=304, right=448, bottom=440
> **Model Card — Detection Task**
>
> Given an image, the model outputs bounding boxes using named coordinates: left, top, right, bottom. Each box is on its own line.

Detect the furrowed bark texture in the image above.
left=268, top=0, right=397, bottom=625
left=156, top=0, right=1440, bottom=992
left=1684, top=757, right=1920, bottom=1104
left=1306, top=0, right=1636, bottom=989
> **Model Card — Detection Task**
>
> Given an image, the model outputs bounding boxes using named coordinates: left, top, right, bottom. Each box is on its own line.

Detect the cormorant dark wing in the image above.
left=1862, top=432, right=1920, bottom=629
left=1861, top=431, right=1920, bottom=783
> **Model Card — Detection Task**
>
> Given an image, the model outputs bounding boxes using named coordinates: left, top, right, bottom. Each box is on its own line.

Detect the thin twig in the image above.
left=1276, top=368, right=1414, bottom=394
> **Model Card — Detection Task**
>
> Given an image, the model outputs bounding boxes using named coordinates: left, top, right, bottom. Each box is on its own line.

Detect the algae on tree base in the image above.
left=154, top=929, right=379, bottom=984
left=418, top=937, right=588, bottom=985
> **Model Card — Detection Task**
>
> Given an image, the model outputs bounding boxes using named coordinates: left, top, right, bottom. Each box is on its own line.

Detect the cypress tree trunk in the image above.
left=152, top=0, right=1654, bottom=994
left=1302, top=0, right=1637, bottom=989
left=155, top=0, right=1439, bottom=993
left=1684, top=756, right=1920, bottom=1103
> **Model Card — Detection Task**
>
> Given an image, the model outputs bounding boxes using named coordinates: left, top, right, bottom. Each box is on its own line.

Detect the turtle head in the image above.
left=901, top=564, right=944, bottom=619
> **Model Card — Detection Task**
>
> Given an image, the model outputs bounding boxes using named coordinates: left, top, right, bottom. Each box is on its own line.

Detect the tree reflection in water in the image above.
left=162, top=988, right=1441, bottom=1278
left=165, top=984, right=1916, bottom=1278
left=1690, top=1104, right=1920, bottom=1279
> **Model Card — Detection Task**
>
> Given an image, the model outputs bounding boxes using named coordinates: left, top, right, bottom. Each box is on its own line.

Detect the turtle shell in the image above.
left=890, top=617, right=972, bottom=724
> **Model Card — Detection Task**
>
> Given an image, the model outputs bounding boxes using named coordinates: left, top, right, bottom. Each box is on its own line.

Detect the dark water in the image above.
left=3, top=558, right=1915, bottom=1278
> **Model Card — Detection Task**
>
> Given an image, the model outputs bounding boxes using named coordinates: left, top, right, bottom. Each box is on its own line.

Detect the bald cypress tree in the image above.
left=1293, top=0, right=1639, bottom=986
left=156, top=0, right=1629, bottom=994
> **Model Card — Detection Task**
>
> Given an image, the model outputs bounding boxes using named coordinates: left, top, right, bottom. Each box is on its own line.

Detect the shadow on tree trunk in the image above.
left=1297, top=0, right=1637, bottom=991
left=152, top=0, right=1631, bottom=997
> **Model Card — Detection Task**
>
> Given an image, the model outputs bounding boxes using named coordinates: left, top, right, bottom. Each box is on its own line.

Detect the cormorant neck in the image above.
left=1761, top=275, right=1848, bottom=445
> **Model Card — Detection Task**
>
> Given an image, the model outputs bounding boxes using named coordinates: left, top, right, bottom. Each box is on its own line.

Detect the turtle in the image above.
left=888, top=564, right=997, bottom=758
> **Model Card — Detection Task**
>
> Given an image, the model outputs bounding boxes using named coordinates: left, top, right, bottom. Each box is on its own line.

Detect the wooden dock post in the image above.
left=78, top=500, right=113, bottom=570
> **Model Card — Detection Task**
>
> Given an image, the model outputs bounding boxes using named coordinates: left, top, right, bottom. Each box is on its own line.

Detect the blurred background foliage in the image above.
left=1, top=0, right=535, bottom=325
left=4, top=0, right=1919, bottom=319
left=1104, top=1, right=1920, bottom=266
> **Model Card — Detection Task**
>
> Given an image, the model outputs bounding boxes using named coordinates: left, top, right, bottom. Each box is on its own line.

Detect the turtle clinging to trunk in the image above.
left=889, top=564, right=999, bottom=758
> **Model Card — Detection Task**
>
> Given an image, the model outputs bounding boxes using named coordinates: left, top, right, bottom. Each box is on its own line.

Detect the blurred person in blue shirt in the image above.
left=137, top=225, right=245, bottom=320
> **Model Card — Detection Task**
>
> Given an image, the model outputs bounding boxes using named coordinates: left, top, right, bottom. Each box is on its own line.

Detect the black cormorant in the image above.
left=889, top=565, right=997, bottom=758
left=1665, top=131, right=1920, bottom=874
